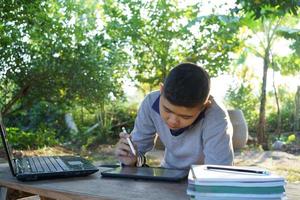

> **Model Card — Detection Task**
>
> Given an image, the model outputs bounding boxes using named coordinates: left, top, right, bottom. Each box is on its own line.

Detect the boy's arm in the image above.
left=131, top=94, right=157, bottom=156
left=202, top=112, right=234, bottom=165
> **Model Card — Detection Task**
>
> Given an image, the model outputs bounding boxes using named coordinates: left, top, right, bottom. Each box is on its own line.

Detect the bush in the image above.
left=3, top=100, right=138, bottom=150
left=225, top=83, right=259, bottom=134
left=266, top=88, right=295, bottom=133
left=6, top=126, right=58, bottom=150
left=72, top=101, right=138, bottom=149
left=6, top=101, right=68, bottom=138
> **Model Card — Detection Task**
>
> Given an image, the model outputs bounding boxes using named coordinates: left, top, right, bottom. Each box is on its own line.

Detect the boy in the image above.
left=115, top=63, right=234, bottom=169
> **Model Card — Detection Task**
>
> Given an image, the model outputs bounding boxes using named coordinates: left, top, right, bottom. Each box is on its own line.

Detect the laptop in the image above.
left=101, top=166, right=188, bottom=182
left=0, top=114, right=99, bottom=181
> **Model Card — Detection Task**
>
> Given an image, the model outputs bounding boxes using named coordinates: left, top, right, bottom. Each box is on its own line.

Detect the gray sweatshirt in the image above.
left=131, top=91, right=234, bottom=169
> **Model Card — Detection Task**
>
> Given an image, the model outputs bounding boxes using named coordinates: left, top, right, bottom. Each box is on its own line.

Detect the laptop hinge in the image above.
left=13, top=158, right=20, bottom=175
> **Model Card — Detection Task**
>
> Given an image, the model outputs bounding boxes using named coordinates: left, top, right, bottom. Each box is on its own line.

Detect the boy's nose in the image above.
left=168, top=114, right=179, bottom=127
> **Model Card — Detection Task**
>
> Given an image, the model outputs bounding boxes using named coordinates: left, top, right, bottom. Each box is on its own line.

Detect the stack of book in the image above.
left=187, top=165, right=286, bottom=200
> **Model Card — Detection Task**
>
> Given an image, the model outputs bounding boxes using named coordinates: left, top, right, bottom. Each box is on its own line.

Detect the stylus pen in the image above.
left=206, top=166, right=269, bottom=175
left=122, top=127, right=136, bottom=156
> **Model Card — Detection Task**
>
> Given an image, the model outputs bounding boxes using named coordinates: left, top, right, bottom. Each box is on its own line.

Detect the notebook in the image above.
left=0, top=114, right=99, bottom=181
left=187, top=165, right=286, bottom=200
left=189, top=165, right=285, bottom=183
left=101, top=166, right=189, bottom=182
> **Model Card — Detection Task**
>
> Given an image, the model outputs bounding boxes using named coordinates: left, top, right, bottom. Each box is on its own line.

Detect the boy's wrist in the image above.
left=136, top=152, right=146, bottom=167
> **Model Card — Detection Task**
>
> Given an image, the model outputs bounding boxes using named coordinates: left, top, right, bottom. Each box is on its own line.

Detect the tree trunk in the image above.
left=1, top=84, right=31, bottom=116
left=81, top=106, right=84, bottom=124
left=272, top=70, right=281, bottom=139
left=257, top=49, right=269, bottom=150
left=295, top=86, right=300, bottom=132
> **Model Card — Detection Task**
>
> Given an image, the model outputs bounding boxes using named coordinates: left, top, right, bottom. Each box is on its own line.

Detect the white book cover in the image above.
left=189, top=165, right=285, bottom=183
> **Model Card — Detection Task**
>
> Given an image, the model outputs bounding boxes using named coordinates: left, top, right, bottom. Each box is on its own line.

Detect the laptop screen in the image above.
left=0, top=113, right=17, bottom=175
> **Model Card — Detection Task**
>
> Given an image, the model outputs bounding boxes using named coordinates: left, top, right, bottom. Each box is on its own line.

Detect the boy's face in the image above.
left=159, top=94, right=204, bottom=130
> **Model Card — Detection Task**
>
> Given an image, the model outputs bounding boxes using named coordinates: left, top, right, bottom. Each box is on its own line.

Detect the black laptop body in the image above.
left=0, top=114, right=98, bottom=181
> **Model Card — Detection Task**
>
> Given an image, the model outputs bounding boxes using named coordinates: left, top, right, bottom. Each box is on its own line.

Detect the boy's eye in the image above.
left=163, top=107, right=171, bottom=113
left=164, top=108, right=171, bottom=113
left=181, top=116, right=192, bottom=120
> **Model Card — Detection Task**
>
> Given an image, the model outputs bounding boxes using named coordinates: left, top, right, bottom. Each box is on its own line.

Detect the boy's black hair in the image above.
left=162, top=63, right=210, bottom=107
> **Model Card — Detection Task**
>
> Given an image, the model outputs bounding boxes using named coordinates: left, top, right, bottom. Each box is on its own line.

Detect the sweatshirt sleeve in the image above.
left=202, top=109, right=234, bottom=165
left=131, top=94, right=157, bottom=154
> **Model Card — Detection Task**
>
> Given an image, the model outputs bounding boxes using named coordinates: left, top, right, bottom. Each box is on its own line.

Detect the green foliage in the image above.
left=234, top=0, right=300, bottom=147
left=273, top=55, right=300, bottom=75
left=272, top=133, right=296, bottom=145
left=6, top=127, right=58, bottom=150
left=72, top=101, right=137, bottom=149
left=3, top=100, right=68, bottom=149
left=277, top=26, right=300, bottom=55
left=287, top=134, right=296, bottom=144
left=225, top=83, right=259, bottom=133
left=186, top=15, right=241, bottom=77
left=6, top=100, right=68, bottom=138
left=275, top=25, right=300, bottom=75
left=0, top=0, right=126, bottom=115
left=235, top=0, right=299, bottom=19
left=108, top=102, right=137, bottom=134
left=102, top=0, right=240, bottom=92
left=225, top=67, right=259, bottom=133
left=2, top=0, right=298, bottom=150
left=266, top=87, right=295, bottom=132
left=3, top=100, right=136, bottom=150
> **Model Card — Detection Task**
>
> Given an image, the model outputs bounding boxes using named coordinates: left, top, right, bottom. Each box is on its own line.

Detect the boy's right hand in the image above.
left=115, top=132, right=137, bottom=166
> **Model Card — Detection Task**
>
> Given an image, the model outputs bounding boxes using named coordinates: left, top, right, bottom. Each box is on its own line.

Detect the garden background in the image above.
left=1, top=0, right=300, bottom=182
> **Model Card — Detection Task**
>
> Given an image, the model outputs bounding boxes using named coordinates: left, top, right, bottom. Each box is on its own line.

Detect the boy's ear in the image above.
left=159, top=83, right=164, bottom=94
left=203, top=97, right=212, bottom=109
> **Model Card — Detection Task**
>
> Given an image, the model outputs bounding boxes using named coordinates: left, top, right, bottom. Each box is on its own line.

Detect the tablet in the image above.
left=101, top=166, right=189, bottom=182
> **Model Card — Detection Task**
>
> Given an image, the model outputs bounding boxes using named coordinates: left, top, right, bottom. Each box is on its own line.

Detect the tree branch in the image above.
left=269, top=17, right=283, bottom=47
left=1, top=84, right=31, bottom=116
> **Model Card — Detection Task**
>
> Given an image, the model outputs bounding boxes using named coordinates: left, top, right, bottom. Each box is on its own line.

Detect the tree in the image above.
left=295, top=86, right=300, bottom=131
left=235, top=0, right=299, bottom=19
left=275, top=26, right=300, bottom=132
left=101, top=0, right=240, bottom=93
left=225, top=66, right=260, bottom=133
left=0, top=0, right=127, bottom=116
left=234, top=0, right=299, bottom=149
left=266, top=86, right=297, bottom=133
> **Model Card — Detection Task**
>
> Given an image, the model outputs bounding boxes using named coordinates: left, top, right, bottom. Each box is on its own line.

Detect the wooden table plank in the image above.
left=285, top=182, right=300, bottom=199
left=0, top=164, right=188, bottom=200
left=1, top=163, right=300, bottom=200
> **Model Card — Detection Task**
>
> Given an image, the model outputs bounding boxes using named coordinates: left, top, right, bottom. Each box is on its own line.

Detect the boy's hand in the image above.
left=115, top=132, right=137, bottom=166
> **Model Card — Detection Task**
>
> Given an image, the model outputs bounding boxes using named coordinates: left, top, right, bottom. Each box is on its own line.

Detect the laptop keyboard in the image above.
left=19, top=157, right=70, bottom=173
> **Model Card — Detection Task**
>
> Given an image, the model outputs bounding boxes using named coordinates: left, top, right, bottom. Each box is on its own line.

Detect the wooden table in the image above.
left=0, top=163, right=299, bottom=200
